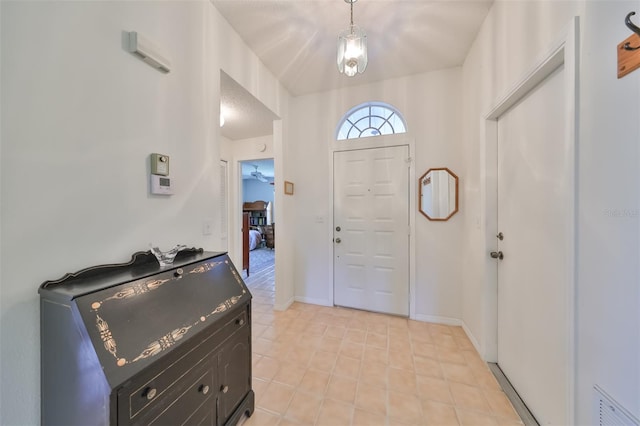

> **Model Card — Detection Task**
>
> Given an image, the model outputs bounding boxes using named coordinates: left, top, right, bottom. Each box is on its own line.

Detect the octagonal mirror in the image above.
left=419, top=168, right=459, bottom=221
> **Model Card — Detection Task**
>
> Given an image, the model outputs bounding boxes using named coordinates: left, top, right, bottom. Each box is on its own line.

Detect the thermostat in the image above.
left=150, top=153, right=170, bottom=176
left=151, top=174, right=173, bottom=195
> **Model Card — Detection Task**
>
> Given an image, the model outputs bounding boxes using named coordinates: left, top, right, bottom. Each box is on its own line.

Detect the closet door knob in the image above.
left=335, top=238, right=342, bottom=244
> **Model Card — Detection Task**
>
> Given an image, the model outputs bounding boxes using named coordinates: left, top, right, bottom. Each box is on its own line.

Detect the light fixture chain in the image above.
left=350, top=0, right=354, bottom=26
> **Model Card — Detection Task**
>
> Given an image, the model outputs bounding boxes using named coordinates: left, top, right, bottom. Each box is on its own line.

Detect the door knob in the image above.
left=336, top=226, right=341, bottom=232
left=335, top=238, right=341, bottom=243
left=490, top=251, right=504, bottom=260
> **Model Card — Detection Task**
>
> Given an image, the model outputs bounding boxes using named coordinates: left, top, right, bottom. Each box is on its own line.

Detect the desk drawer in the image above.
left=119, top=359, right=212, bottom=425
left=119, top=308, right=248, bottom=423
left=147, top=366, right=214, bottom=426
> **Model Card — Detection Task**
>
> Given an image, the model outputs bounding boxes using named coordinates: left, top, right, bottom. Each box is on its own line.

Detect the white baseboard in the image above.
left=412, top=315, right=484, bottom=360
left=461, top=321, right=483, bottom=356
left=294, top=296, right=333, bottom=307
left=411, top=314, right=463, bottom=326
left=273, top=297, right=294, bottom=311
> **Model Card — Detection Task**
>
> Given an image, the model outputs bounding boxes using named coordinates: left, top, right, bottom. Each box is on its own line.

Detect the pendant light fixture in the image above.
left=337, top=0, right=367, bottom=77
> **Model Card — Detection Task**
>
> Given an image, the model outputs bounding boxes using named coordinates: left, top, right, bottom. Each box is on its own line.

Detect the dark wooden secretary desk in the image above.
left=39, top=248, right=254, bottom=425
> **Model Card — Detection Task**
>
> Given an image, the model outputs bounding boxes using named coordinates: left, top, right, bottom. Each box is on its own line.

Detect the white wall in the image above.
left=0, top=2, right=291, bottom=424
left=288, top=69, right=464, bottom=320
left=461, top=0, right=639, bottom=422
left=576, top=1, right=639, bottom=421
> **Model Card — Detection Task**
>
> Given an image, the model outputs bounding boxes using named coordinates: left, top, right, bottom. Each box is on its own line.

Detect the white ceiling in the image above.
left=213, top=0, right=493, bottom=97
left=217, top=0, right=493, bottom=140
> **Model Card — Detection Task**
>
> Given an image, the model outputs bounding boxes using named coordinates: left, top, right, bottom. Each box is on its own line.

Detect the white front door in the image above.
left=496, top=64, right=569, bottom=425
left=333, top=146, right=409, bottom=316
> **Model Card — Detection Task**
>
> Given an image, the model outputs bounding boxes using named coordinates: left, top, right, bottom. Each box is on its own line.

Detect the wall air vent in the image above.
left=126, top=31, right=171, bottom=73
left=594, top=385, right=639, bottom=426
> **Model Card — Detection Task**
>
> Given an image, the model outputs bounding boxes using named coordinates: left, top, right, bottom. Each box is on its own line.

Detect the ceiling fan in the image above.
left=251, top=165, right=269, bottom=183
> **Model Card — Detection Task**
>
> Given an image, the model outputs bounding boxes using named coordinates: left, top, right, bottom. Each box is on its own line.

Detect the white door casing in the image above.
left=333, top=146, right=410, bottom=316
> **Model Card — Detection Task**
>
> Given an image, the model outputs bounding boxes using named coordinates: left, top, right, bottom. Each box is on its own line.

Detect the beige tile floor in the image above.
left=240, top=264, right=523, bottom=426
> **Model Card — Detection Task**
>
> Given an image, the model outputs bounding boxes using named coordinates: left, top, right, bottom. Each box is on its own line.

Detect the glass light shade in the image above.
left=337, top=24, right=367, bottom=76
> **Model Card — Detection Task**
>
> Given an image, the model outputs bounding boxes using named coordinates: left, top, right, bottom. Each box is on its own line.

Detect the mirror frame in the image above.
left=418, top=167, right=459, bottom=221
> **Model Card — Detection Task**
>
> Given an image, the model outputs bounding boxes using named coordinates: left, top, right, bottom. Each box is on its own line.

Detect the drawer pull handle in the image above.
left=221, top=385, right=229, bottom=394
left=199, top=384, right=210, bottom=395
left=236, top=318, right=245, bottom=326
left=145, top=387, right=157, bottom=400
left=174, top=268, right=183, bottom=277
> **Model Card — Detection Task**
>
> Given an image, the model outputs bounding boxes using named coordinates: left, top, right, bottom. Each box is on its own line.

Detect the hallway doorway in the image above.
left=220, top=68, right=280, bottom=300
left=240, top=159, right=275, bottom=279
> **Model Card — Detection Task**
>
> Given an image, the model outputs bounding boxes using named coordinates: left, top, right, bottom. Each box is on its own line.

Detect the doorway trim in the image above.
left=329, top=133, right=416, bottom=318
left=482, top=16, right=578, bottom=425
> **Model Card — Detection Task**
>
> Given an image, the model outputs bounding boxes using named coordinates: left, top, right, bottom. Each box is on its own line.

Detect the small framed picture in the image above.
left=284, top=181, right=294, bottom=195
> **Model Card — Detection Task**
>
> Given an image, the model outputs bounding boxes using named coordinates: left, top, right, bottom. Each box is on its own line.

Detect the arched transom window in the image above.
left=336, top=102, right=407, bottom=140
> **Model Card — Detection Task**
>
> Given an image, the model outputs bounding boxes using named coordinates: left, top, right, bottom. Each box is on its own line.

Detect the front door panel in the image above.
left=333, top=146, right=409, bottom=316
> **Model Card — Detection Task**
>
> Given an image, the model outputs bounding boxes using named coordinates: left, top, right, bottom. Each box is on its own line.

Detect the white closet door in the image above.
left=497, top=65, right=569, bottom=425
